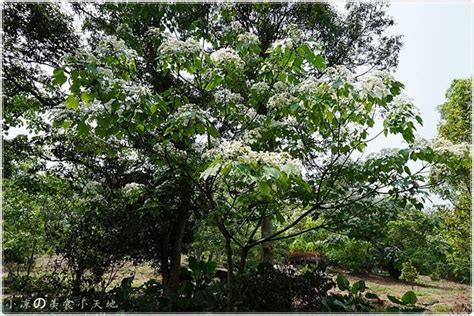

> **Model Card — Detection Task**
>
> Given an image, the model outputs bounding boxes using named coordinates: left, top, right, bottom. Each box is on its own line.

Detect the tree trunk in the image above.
left=26, top=239, right=37, bottom=278
left=261, top=215, right=273, bottom=263
left=164, top=177, right=192, bottom=294
left=227, top=248, right=249, bottom=311
left=224, top=236, right=234, bottom=305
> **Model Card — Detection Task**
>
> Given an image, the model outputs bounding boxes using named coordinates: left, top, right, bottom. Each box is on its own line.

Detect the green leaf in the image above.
left=196, top=123, right=206, bottom=134
left=60, top=120, right=71, bottom=129
left=312, top=54, right=326, bottom=69
left=401, top=291, right=417, bottom=305
left=387, top=295, right=404, bottom=305
left=332, top=299, right=349, bottom=311
left=263, top=166, right=281, bottom=179
left=149, top=103, right=158, bottom=115
left=220, top=162, right=232, bottom=176
left=52, top=68, right=67, bottom=86
left=336, top=274, right=350, bottom=291
left=204, top=261, right=217, bottom=275
left=351, top=280, right=366, bottom=294
left=81, top=92, right=94, bottom=104
left=77, top=121, right=90, bottom=136
left=208, top=124, right=220, bottom=138
left=259, top=181, right=272, bottom=196
left=137, top=123, right=145, bottom=133
left=200, top=159, right=221, bottom=180
left=415, top=115, right=423, bottom=125
left=365, top=292, right=379, bottom=299
left=65, top=95, right=79, bottom=109
left=188, top=256, right=198, bottom=271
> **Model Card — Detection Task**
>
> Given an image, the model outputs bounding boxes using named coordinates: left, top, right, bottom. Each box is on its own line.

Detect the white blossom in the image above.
left=96, top=35, right=137, bottom=58
left=360, top=72, right=391, bottom=99
left=210, top=48, right=244, bottom=70
left=154, top=142, right=188, bottom=159
left=326, top=65, right=353, bottom=82
left=230, top=21, right=243, bottom=32
left=273, top=81, right=289, bottom=93
left=250, top=82, right=270, bottom=95
left=410, top=136, right=431, bottom=149
left=271, top=38, right=294, bottom=50
left=297, top=79, right=319, bottom=94
left=267, top=93, right=297, bottom=110
left=83, top=180, right=100, bottom=193
left=366, top=148, right=399, bottom=160
left=433, top=137, right=470, bottom=156
left=168, top=103, right=207, bottom=127
left=242, top=129, right=262, bottom=145
left=203, top=140, right=302, bottom=174
left=97, top=67, right=113, bottom=78
left=237, top=32, right=259, bottom=45
left=123, top=182, right=145, bottom=194
left=158, top=37, right=201, bottom=57
left=384, top=94, right=420, bottom=121
left=214, top=89, right=243, bottom=104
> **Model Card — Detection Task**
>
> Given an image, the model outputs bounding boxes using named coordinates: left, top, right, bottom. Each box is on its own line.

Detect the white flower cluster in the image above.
left=157, top=37, right=201, bottom=57
left=123, top=182, right=145, bottom=194
left=326, top=65, right=353, bottom=82
left=237, top=32, right=259, bottom=45
left=169, top=103, right=207, bottom=126
left=384, top=94, right=419, bottom=120
left=273, top=81, right=289, bottom=93
left=360, top=71, right=393, bottom=99
left=267, top=93, right=297, bottom=110
left=271, top=38, right=294, bottom=51
left=63, top=49, right=98, bottom=65
left=366, top=147, right=399, bottom=160
left=214, top=89, right=243, bottom=104
left=97, top=67, right=113, bottom=78
left=210, top=48, right=244, bottom=70
left=242, top=129, right=262, bottom=145
left=230, top=21, right=243, bottom=32
left=392, top=94, right=415, bottom=110
left=125, top=84, right=152, bottom=97
left=146, top=27, right=162, bottom=38
left=250, top=82, right=270, bottom=95
left=433, top=137, right=470, bottom=156
left=96, top=35, right=137, bottom=59
left=286, top=23, right=302, bottom=38
left=297, top=79, right=319, bottom=94
left=83, top=180, right=101, bottom=193
left=117, top=23, right=132, bottom=35
left=204, top=140, right=302, bottom=173
left=409, top=136, right=431, bottom=150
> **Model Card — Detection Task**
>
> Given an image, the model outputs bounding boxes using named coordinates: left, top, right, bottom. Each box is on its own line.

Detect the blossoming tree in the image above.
left=49, top=14, right=440, bottom=307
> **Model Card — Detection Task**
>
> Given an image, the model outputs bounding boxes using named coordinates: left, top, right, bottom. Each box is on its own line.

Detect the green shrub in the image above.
left=239, top=263, right=335, bottom=312
left=400, top=261, right=418, bottom=285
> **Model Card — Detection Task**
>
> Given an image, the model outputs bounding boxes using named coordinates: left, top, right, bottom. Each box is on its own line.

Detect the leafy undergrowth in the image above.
left=5, top=257, right=471, bottom=313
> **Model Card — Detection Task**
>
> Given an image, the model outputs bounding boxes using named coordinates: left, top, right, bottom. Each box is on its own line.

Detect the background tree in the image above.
left=430, top=78, right=471, bottom=283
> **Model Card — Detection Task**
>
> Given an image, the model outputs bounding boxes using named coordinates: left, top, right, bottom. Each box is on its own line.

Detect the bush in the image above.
left=400, top=261, right=418, bottom=284
left=239, top=263, right=334, bottom=312
left=430, top=271, right=441, bottom=281
left=325, top=238, right=375, bottom=273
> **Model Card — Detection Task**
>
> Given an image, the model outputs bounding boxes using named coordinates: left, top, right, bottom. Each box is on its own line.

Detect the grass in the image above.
left=342, top=272, right=471, bottom=313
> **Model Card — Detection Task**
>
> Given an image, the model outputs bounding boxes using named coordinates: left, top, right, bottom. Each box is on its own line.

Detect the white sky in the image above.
left=366, top=2, right=472, bottom=152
